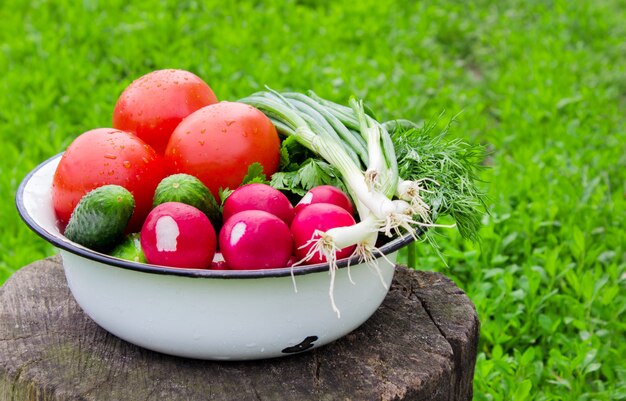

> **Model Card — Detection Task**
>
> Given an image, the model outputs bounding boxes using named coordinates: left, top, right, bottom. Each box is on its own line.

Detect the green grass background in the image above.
left=1, top=0, right=624, bottom=399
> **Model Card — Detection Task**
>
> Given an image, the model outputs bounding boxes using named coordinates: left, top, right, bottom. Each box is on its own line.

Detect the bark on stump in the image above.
left=0, top=256, right=479, bottom=401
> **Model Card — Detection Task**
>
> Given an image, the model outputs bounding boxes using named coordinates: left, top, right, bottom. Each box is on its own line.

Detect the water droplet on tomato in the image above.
left=142, top=157, right=149, bottom=164
left=198, top=140, right=205, bottom=146
left=104, top=154, right=117, bottom=160
left=200, top=128, right=206, bottom=134
left=225, top=119, right=236, bottom=126
left=123, top=161, right=131, bottom=169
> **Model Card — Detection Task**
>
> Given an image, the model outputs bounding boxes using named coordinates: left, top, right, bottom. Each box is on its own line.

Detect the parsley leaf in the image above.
left=270, top=135, right=348, bottom=196
left=218, top=162, right=269, bottom=206
left=270, top=159, right=345, bottom=196
left=241, top=162, right=268, bottom=185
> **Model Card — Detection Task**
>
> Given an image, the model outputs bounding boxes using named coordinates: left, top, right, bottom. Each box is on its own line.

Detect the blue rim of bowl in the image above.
left=16, top=153, right=418, bottom=279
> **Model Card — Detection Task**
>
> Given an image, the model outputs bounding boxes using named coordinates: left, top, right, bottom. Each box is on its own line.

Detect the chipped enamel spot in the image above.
left=156, top=216, right=179, bottom=252
left=299, top=192, right=313, bottom=205
left=230, top=222, right=246, bottom=246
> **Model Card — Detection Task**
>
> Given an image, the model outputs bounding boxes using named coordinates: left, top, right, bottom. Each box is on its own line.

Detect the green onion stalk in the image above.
left=306, top=91, right=440, bottom=226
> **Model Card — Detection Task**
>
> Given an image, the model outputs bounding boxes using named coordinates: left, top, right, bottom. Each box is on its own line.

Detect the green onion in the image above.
left=239, top=89, right=485, bottom=317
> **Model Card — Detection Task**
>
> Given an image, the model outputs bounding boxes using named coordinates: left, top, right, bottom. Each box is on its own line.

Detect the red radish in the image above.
left=141, top=202, right=216, bottom=269
left=286, top=256, right=298, bottom=267
left=291, top=203, right=357, bottom=264
left=294, top=185, right=354, bottom=216
left=222, top=183, right=295, bottom=225
left=219, top=210, right=292, bottom=270
left=211, top=252, right=229, bottom=270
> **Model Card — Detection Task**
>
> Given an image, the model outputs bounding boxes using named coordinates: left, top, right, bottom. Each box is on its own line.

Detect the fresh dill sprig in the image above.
left=389, top=113, right=488, bottom=242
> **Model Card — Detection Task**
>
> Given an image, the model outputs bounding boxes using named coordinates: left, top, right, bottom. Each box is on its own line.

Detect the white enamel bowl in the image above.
left=16, top=154, right=414, bottom=360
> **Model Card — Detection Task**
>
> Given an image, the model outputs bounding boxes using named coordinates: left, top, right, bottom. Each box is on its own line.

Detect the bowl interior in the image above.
left=16, top=154, right=416, bottom=279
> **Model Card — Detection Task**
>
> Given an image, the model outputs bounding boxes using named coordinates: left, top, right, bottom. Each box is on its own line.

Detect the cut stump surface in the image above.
left=0, top=256, right=479, bottom=401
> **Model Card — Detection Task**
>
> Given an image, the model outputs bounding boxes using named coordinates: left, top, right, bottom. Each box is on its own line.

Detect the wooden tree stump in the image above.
left=0, top=256, right=479, bottom=401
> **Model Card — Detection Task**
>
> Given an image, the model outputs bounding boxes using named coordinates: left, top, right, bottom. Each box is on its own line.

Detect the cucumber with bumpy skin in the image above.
left=109, top=233, right=146, bottom=263
left=64, top=185, right=135, bottom=252
left=153, top=173, right=221, bottom=230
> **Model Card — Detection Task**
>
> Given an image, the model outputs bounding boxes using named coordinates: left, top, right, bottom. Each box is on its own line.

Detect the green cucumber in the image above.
left=64, top=185, right=135, bottom=252
left=153, top=173, right=221, bottom=230
left=109, top=233, right=146, bottom=263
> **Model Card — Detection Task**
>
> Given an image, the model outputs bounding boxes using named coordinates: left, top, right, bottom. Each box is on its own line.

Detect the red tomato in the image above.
left=164, top=102, right=280, bottom=200
left=112, top=69, right=218, bottom=154
left=52, top=128, right=167, bottom=232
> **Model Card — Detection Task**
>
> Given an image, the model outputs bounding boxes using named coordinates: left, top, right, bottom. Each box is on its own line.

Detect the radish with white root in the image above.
left=140, top=202, right=216, bottom=269
left=219, top=210, right=293, bottom=270
left=291, top=203, right=357, bottom=265
left=211, top=252, right=229, bottom=270
left=294, top=185, right=354, bottom=216
left=222, top=183, right=295, bottom=225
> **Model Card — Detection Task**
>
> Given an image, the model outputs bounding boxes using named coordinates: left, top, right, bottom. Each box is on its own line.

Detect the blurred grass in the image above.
left=1, top=0, right=624, bottom=399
